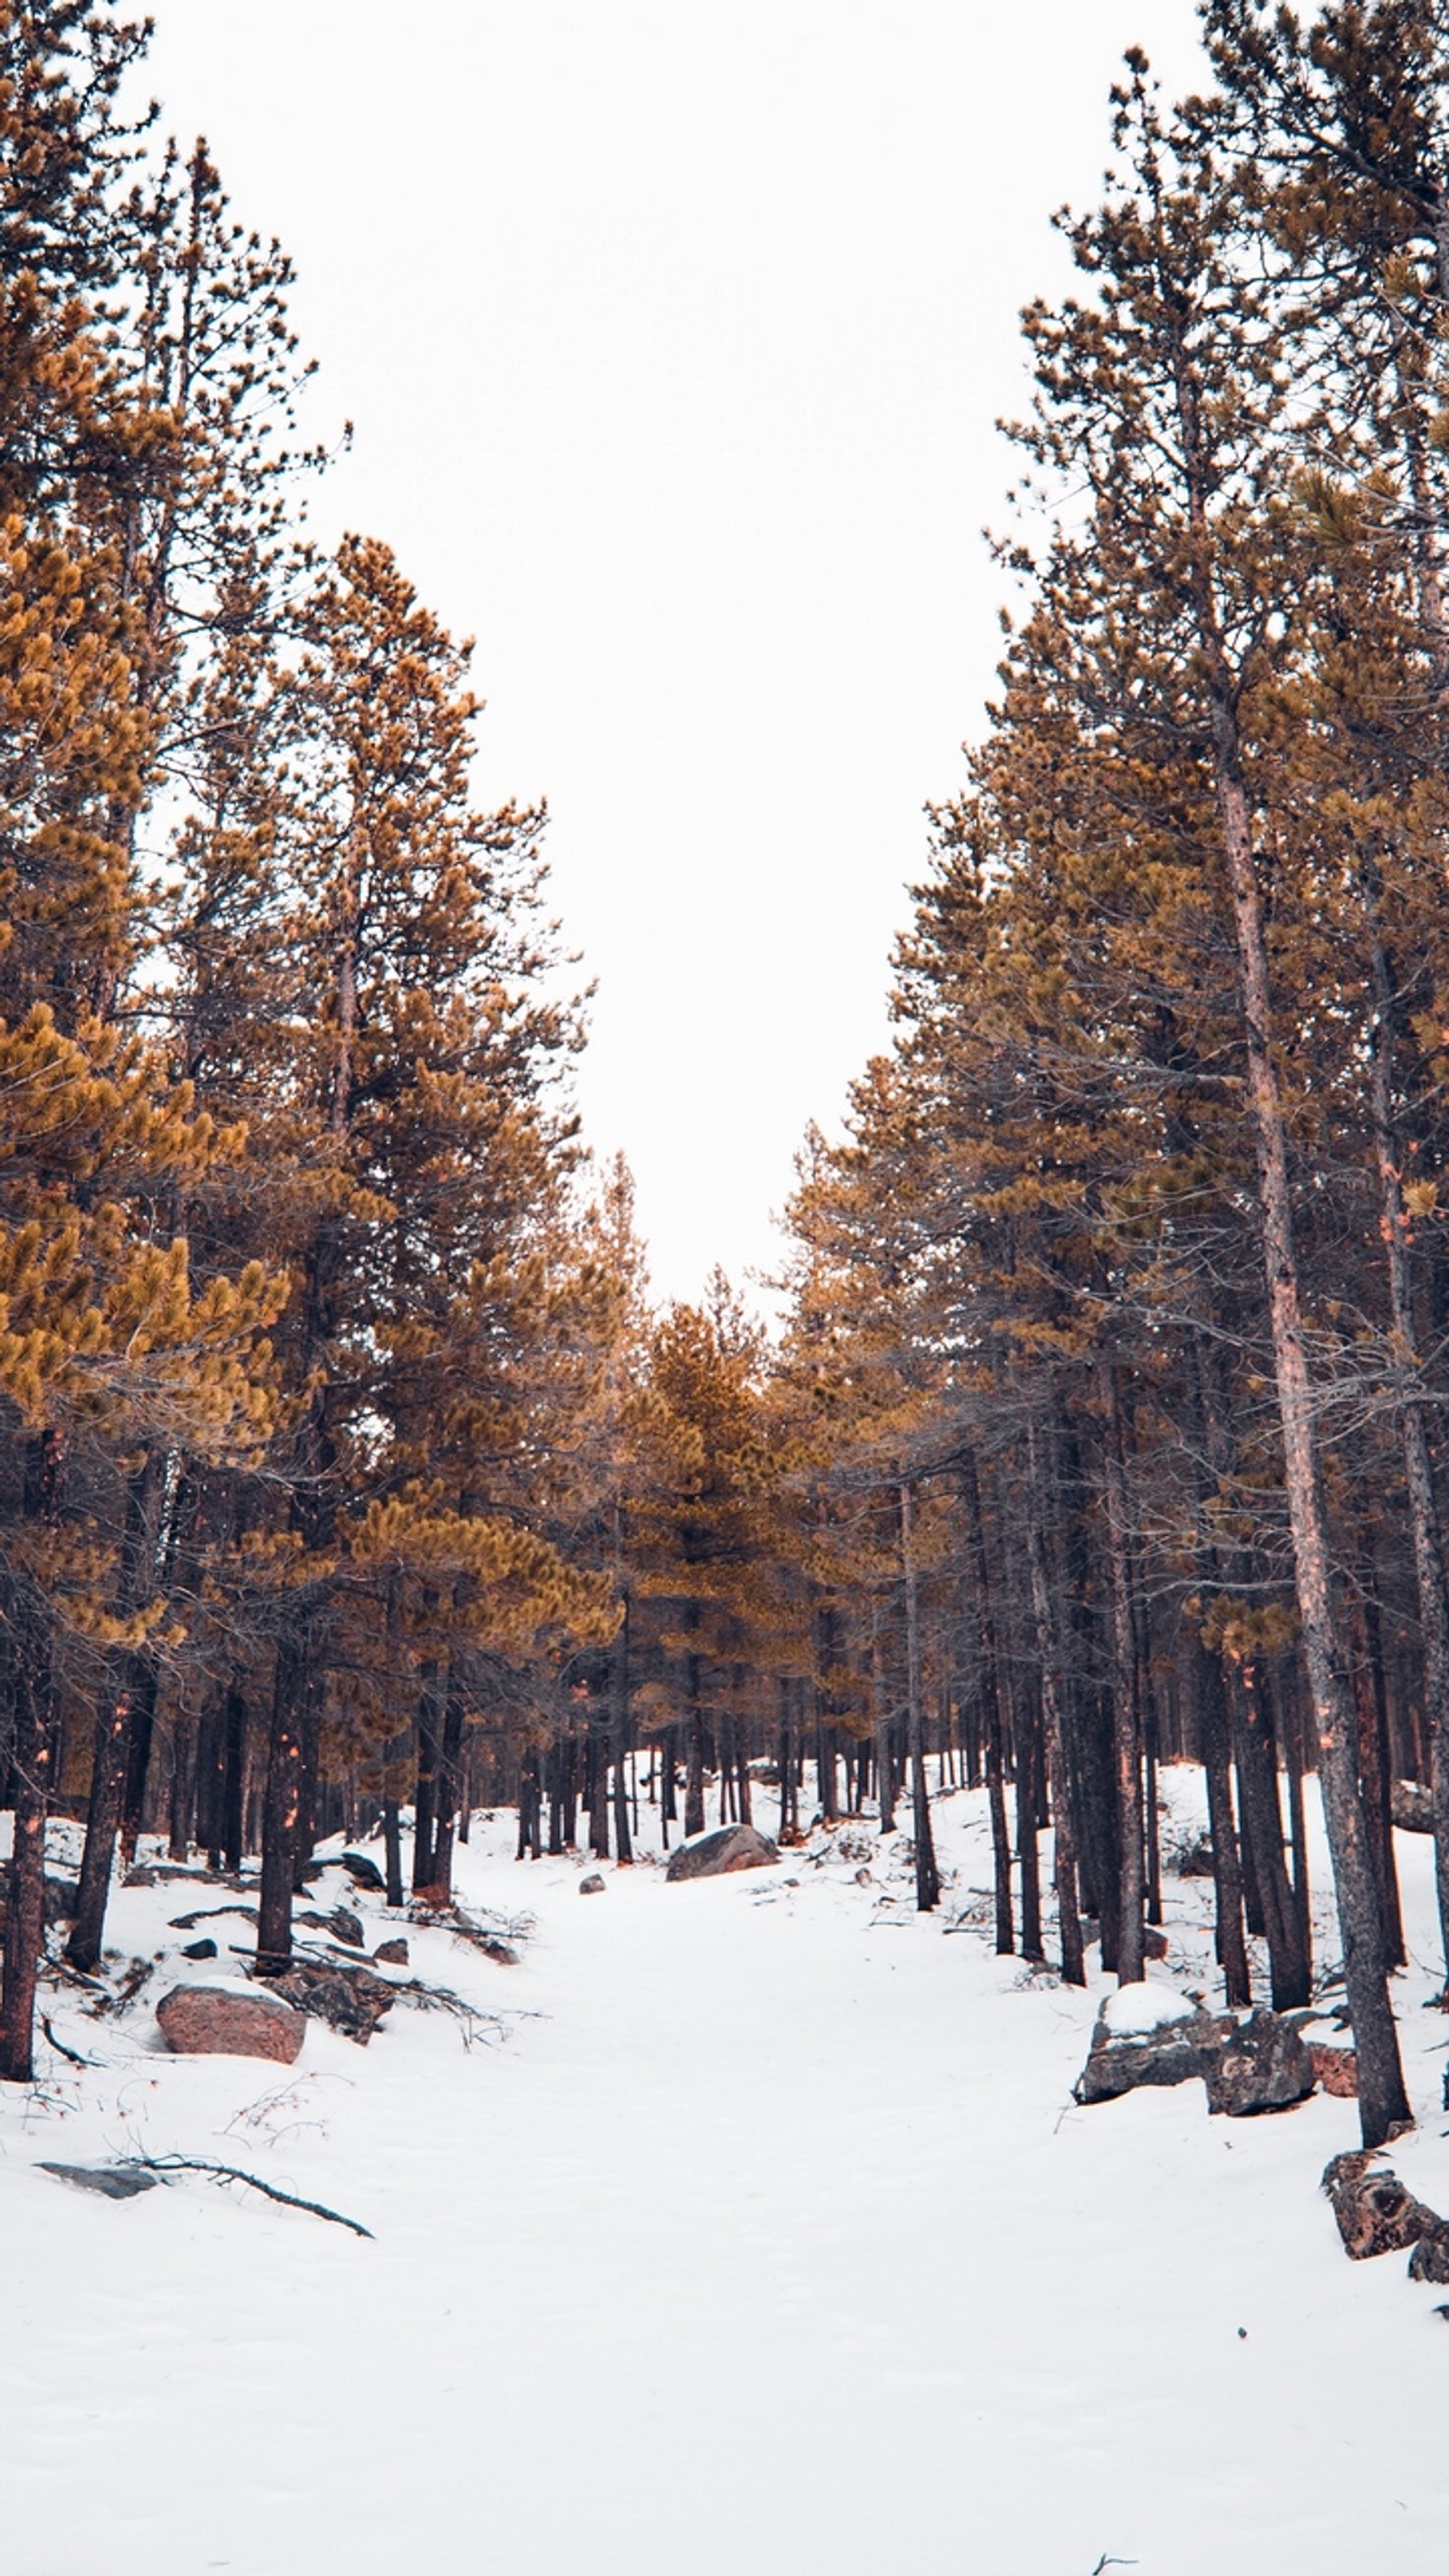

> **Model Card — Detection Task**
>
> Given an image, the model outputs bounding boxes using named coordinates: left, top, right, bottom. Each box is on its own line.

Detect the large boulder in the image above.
left=156, top=1984, right=305, bottom=2064
left=1322, top=2150, right=1445, bottom=2261
left=665, top=1824, right=781, bottom=1884
left=1204, top=2008, right=1316, bottom=2116
left=1076, top=1991, right=1319, bottom=2115
left=1074, top=1986, right=1232, bottom=2106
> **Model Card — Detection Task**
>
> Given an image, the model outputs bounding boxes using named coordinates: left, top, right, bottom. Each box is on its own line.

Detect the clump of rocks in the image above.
left=1073, top=1986, right=1350, bottom=2117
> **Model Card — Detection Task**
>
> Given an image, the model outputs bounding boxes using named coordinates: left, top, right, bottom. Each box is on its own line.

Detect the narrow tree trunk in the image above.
left=1196, top=1643, right=1251, bottom=2007
left=872, top=1604, right=896, bottom=1834
left=900, top=1482, right=940, bottom=1912
left=611, top=1602, right=633, bottom=1863
left=69, top=1455, right=164, bottom=1969
left=430, top=1671, right=466, bottom=1899
left=1099, top=1358, right=1145, bottom=1984
left=1013, top=1679, right=1044, bottom=1964
left=0, top=1648, right=53, bottom=2084
left=1025, top=1434, right=1084, bottom=1984
left=1232, top=1658, right=1310, bottom=2009
left=383, top=1797, right=404, bottom=1908
left=412, top=1661, right=443, bottom=1894
left=257, top=1637, right=307, bottom=1974
left=683, top=1656, right=705, bottom=1839
left=221, top=1687, right=246, bottom=1870
left=1188, top=369, right=1409, bottom=2136
left=119, top=1655, right=162, bottom=1868
left=962, top=1453, right=1012, bottom=1954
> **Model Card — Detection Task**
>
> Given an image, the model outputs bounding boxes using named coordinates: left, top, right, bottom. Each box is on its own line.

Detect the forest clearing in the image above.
left=5, top=1771, right=1449, bottom=2576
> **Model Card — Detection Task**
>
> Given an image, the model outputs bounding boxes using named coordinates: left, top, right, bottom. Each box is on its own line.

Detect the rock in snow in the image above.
left=1310, top=2042, right=1358, bottom=2098
left=1390, top=1777, right=1435, bottom=1834
left=1203, top=2009, right=1316, bottom=2116
left=1322, top=2151, right=1446, bottom=2262
left=665, top=1824, right=781, bottom=1883
left=1074, top=1999, right=1232, bottom=2105
left=1080, top=1991, right=1319, bottom=2116
left=373, top=1937, right=409, bottom=1966
left=340, top=1850, right=389, bottom=1892
left=156, top=1984, right=305, bottom=2063
left=39, top=2162, right=159, bottom=2200
left=1100, top=1980, right=1197, bottom=2038
left=265, top=1958, right=397, bottom=2044
left=579, top=1874, right=606, bottom=1895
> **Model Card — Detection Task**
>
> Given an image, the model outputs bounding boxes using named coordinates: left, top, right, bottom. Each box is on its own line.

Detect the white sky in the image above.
left=142, top=0, right=1206, bottom=1310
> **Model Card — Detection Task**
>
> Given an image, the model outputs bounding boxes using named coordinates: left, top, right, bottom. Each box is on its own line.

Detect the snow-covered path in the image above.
left=6, top=1793, right=1449, bottom=2574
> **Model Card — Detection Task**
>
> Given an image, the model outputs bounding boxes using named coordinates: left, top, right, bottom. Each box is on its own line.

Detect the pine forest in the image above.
left=9, top=8, right=1449, bottom=2571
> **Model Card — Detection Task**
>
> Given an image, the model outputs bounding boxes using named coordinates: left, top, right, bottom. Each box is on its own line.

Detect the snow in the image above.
left=5, top=1777, right=1449, bottom=2574
left=1101, top=1976, right=1199, bottom=2035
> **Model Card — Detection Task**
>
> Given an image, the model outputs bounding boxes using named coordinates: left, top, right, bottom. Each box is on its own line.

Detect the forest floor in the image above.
left=4, top=1773, right=1449, bottom=2575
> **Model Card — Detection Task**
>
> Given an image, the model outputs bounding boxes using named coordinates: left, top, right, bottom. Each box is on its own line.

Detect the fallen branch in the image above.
left=138, top=2154, right=373, bottom=2238
left=40, top=2014, right=100, bottom=2069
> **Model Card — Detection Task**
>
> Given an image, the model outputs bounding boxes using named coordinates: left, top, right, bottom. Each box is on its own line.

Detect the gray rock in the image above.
left=373, top=1937, right=408, bottom=1966
left=180, top=1937, right=218, bottom=1961
left=1408, top=2225, right=1449, bottom=2284
left=39, top=2161, right=159, bottom=2200
left=1074, top=2006, right=1233, bottom=2106
left=1169, top=1836, right=1216, bottom=1878
left=1390, top=1778, right=1435, bottom=1834
left=316, top=1904, right=365, bottom=1949
left=1204, top=2008, right=1316, bottom=2116
left=1323, top=2150, right=1445, bottom=2260
left=580, top=1874, right=606, bottom=1895
left=265, top=1958, right=396, bottom=2044
left=665, top=1824, right=781, bottom=1884
left=156, top=1985, right=305, bottom=2063
left=340, top=1850, right=388, bottom=1892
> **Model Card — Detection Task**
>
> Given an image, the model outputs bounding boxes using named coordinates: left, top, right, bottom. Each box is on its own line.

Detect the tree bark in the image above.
left=1099, top=1358, right=1145, bottom=1984
left=1025, top=1429, right=1084, bottom=1984
left=900, top=1480, right=940, bottom=1911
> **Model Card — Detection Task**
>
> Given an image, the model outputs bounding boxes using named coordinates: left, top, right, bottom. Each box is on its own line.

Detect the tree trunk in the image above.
left=1184, top=331, right=1410, bottom=2138
left=900, top=1481, right=940, bottom=1912
left=68, top=1454, right=165, bottom=1970
left=0, top=1648, right=53, bottom=2084
left=1025, top=1432, right=1084, bottom=1984
left=412, top=1660, right=444, bottom=1894
left=1232, top=1658, right=1310, bottom=2010
left=257, top=1636, right=307, bottom=1974
left=611, top=1603, right=633, bottom=1863
left=1196, top=1643, right=1252, bottom=2007
left=383, top=1797, right=404, bottom=1907
left=683, top=1652, right=705, bottom=1839
left=962, top=1453, right=1012, bottom=1954
left=1366, top=859, right=1449, bottom=1984
left=1099, top=1358, right=1145, bottom=1984
left=1207, top=745, right=1406, bottom=2129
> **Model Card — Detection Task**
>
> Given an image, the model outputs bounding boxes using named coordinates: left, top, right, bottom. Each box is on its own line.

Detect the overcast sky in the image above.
left=142, top=0, right=1206, bottom=1310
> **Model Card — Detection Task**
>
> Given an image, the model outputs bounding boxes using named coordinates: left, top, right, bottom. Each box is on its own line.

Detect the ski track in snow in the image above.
left=5, top=1779, right=1449, bottom=2575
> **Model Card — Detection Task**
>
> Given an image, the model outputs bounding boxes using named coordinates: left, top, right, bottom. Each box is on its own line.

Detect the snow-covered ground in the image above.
left=5, top=1773, right=1449, bottom=2576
